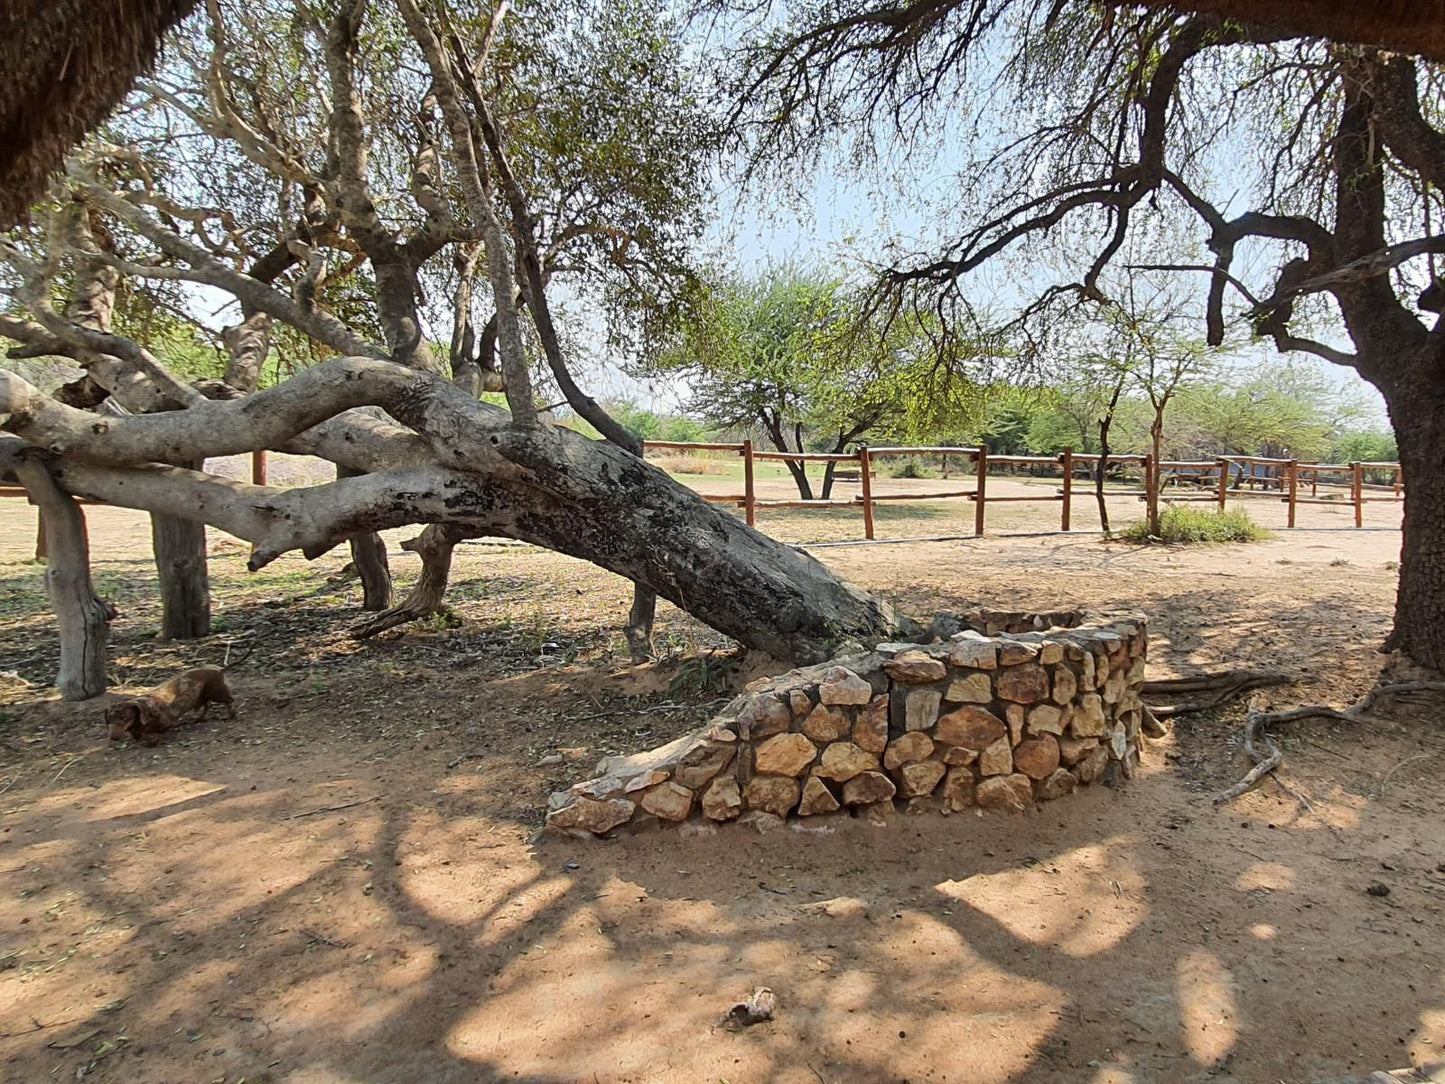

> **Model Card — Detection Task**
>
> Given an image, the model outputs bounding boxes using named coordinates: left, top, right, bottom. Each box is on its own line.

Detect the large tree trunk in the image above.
left=151, top=461, right=211, bottom=639
left=1, top=359, right=904, bottom=661
left=1381, top=355, right=1445, bottom=671
left=12, top=452, right=116, bottom=699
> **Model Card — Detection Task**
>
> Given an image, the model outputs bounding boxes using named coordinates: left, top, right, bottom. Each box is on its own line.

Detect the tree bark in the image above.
left=151, top=461, right=211, bottom=639
left=1381, top=354, right=1445, bottom=671
left=351, top=524, right=463, bottom=638
left=623, top=585, right=657, bottom=663
left=2, top=360, right=904, bottom=661
left=11, top=452, right=115, bottom=699
left=337, top=464, right=392, bottom=611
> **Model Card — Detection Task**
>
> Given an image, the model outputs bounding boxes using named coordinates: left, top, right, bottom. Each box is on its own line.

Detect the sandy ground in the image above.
left=0, top=477, right=1441, bottom=1084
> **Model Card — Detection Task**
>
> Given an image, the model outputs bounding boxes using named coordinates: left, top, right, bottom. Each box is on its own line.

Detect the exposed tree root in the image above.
left=1142, top=669, right=1291, bottom=718
left=1214, top=681, right=1445, bottom=804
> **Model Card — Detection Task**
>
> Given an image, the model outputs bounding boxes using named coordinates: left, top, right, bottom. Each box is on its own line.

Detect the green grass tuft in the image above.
left=1120, top=507, right=1269, bottom=544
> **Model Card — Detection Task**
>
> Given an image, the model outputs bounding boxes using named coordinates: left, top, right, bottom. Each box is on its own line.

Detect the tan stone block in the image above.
left=814, top=742, right=881, bottom=782
left=819, top=667, right=873, bottom=706
left=943, top=671, right=992, bottom=703
left=998, top=641, right=1040, bottom=665
left=1027, top=704, right=1065, bottom=736
left=1051, top=666, right=1078, bottom=705
left=1013, top=734, right=1060, bottom=780
left=674, top=743, right=736, bottom=789
left=883, top=731, right=934, bottom=769
left=789, top=688, right=814, bottom=717
left=895, top=760, right=946, bottom=798
left=1070, top=693, right=1107, bottom=737
left=975, top=773, right=1034, bottom=811
left=936, top=705, right=1006, bottom=749
left=1005, top=703, right=1026, bottom=745
left=548, top=796, right=636, bottom=834
left=978, top=736, right=1013, bottom=776
left=1075, top=744, right=1109, bottom=784
left=1036, top=767, right=1077, bottom=802
left=853, top=695, right=889, bottom=753
left=1057, top=734, right=1097, bottom=766
left=884, top=651, right=947, bottom=683
left=739, top=695, right=791, bottom=740
left=802, top=703, right=851, bottom=742
left=904, top=688, right=943, bottom=731
left=940, top=766, right=976, bottom=811
left=797, top=775, right=840, bottom=816
left=701, top=777, right=742, bottom=820
left=948, top=640, right=997, bottom=669
left=1039, top=642, right=1064, bottom=664
left=996, top=664, right=1049, bottom=703
left=842, top=770, right=897, bottom=805
left=754, top=732, right=818, bottom=776
left=744, top=774, right=801, bottom=816
left=640, top=782, right=694, bottom=821
left=941, top=744, right=978, bottom=766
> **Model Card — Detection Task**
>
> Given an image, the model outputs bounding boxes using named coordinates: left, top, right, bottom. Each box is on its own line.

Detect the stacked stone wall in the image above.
left=546, top=610, right=1146, bottom=837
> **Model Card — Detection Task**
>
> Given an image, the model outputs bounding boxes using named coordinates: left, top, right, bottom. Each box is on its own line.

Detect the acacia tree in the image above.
left=1, top=0, right=907, bottom=698
left=725, top=2, right=1445, bottom=670
left=653, top=265, right=971, bottom=498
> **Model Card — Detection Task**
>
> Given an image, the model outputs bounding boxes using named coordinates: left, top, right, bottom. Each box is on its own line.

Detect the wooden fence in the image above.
left=2, top=446, right=1407, bottom=549
left=641, top=441, right=1406, bottom=540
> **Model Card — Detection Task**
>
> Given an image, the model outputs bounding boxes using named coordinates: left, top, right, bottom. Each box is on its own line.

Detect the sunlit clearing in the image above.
left=935, top=838, right=1147, bottom=957
left=47, top=775, right=228, bottom=821
left=1234, top=862, right=1296, bottom=892
left=1177, top=950, right=1238, bottom=1065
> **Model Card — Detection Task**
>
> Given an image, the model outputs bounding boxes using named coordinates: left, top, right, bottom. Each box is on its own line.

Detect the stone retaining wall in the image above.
left=546, top=610, right=1147, bottom=837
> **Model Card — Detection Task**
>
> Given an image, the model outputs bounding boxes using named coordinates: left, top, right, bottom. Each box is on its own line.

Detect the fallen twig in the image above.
left=283, top=796, right=379, bottom=820
left=1215, top=682, right=1445, bottom=804
left=1373, top=752, right=1439, bottom=798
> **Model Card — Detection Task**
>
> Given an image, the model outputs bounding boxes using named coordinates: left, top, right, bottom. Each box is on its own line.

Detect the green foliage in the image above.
left=1333, top=430, right=1398, bottom=464
left=890, top=459, right=930, bottom=478
left=1119, top=507, right=1268, bottom=544
left=647, top=263, right=994, bottom=454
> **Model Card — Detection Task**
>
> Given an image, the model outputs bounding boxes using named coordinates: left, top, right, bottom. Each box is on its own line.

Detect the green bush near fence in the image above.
left=1120, top=507, right=1270, bottom=544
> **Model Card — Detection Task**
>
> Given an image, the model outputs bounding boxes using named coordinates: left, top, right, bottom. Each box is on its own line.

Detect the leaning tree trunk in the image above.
left=13, top=454, right=115, bottom=699
left=152, top=457, right=210, bottom=639
left=1381, top=360, right=1445, bottom=672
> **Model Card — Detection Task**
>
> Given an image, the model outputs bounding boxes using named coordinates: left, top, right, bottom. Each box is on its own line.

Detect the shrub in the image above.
left=890, top=459, right=932, bottom=479
left=1120, top=507, right=1269, bottom=544
left=651, top=453, right=730, bottom=476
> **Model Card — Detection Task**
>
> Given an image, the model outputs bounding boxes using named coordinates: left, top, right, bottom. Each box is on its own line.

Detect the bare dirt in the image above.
left=1, top=487, right=1442, bottom=1084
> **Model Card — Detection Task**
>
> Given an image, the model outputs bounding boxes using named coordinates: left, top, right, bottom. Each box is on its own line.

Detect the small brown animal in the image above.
left=106, top=668, right=236, bottom=746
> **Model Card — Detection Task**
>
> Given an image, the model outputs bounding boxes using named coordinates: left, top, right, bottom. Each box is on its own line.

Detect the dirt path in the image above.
left=0, top=502, right=1441, bottom=1083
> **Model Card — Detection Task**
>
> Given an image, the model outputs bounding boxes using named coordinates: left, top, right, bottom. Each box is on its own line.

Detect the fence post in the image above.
left=857, top=445, right=875, bottom=540
left=251, top=450, right=268, bottom=486
left=35, top=508, right=47, bottom=562
left=1142, top=454, right=1155, bottom=525
left=974, top=446, right=988, bottom=536
left=742, top=439, right=756, bottom=527
left=1060, top=448, right=1072, bottom=531
left=1352, top=461, right=1363, bottom=528
left=1216, top=457, right=1228, bottom=511
left=1286, top=459, right=1298, bottom=528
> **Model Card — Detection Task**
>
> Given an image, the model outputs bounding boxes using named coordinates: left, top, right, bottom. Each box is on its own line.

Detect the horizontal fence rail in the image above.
left=636, top=442, right=1408, bottom=540
left=3, top=444, right=1407, bottom=550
